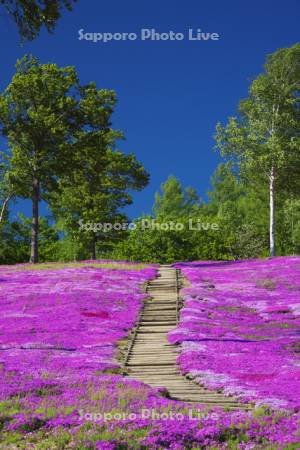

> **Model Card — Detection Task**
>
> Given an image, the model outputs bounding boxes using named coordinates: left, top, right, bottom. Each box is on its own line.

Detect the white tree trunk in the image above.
left=269, top=167, right=275, bottom=257
left=0, top=194, right=12, bottom=224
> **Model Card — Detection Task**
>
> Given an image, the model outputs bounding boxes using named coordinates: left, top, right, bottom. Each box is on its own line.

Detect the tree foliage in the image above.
left=51, top=148, right=149, bottom=260
left=1, top=44, right=300, bottom=264
left=153, top=175, right=201, bottom=219
left=215, top=43, right=300, bottom=256
left=0, top=55, right=148, bottom=262
left=1, top=0, right=76, bottom=40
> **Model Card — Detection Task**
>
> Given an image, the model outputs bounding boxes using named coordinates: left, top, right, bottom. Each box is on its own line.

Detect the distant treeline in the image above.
left=1, top=43, right=300, bottom=264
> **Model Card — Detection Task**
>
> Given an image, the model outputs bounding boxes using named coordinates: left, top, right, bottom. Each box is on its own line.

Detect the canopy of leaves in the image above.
left=0, top=0, right=76, bottom=40
left=153, top=175, right=201, bottom=219
left=215, top=43, right=300, bottom=180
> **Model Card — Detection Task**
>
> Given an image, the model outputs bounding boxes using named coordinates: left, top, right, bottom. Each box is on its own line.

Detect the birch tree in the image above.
left=215, top=43, right=300, bottom=256
left=0, top=156, right=15, bottom=224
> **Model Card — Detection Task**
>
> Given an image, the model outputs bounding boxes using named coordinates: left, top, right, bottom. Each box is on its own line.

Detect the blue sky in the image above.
left=1, top=0, right=299, bottom=220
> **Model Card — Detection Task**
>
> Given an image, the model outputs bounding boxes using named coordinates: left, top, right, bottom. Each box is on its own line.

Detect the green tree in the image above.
left=51, top=148, right=149, bottom=260
left=0, top=214, right=59, bottom=264
left=207, top=163, right=244, bottom=214
left=0, top=55, right=127, bottom=263
left=0, top=0, right=76, bottom=40
left=0, top=55, right=78, bottom=262
left=207, top=163, right=268, bottom=258
left=215, top=43, right=300, bottom=257
left=281, top=198, right=300, bottom=255
left=153, top=175, right=201, bottom=219
left=113, top=176, right=226, bottom=263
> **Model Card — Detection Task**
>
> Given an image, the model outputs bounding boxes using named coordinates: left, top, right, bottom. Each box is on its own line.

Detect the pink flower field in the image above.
left=171, top=257, right=300, bottom=411
left=0, top=261, right=157, bottom=430
left=0, top=262, right=156, bottom=401
left=0, top=259, right=300, bottom=449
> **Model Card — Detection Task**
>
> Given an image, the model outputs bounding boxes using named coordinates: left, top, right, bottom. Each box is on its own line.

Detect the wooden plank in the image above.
left=123, top=266, right=249, bottom=410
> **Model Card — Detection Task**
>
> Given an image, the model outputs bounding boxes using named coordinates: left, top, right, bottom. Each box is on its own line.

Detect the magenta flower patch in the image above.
left=172, top=257, right=300, bottom=410
left=0, top=262, right=156, bottom=402
left=1, top=259, right=300, bottom=448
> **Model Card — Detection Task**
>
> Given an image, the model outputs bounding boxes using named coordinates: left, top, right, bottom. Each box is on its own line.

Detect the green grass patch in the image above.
left=255, top=278, right=277, bottom=290
left=241, top=334, right=270, bottom=341
left=0, top=399, right=22, bottom=417
left=14, top=262, right=148, bottom=272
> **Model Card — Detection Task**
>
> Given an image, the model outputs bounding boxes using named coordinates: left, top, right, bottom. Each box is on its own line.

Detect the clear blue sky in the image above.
left=1, top=0, right=299, bottom=220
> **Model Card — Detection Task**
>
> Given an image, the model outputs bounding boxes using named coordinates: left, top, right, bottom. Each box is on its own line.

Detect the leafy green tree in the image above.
left=0, top=214, right=59, bottom=264
left=52, top=159, right=148, bottom=261
left=112, top=216, right=191, bottom=263
left=207, top=163, right=243, bottom=213
left=153, top=175, right=201, bottom=219
left=280, top=198, right=300, bottom=255
left=50, top=137, right=149, bottom=260
left=0, top=55, right=131, bottom=263
left=216, top=43, right=300, bottom=257
left=55, top=234, right=90, bottom=262
left=113, top=176, right=227, bottom=263
left=206, top=163, right=269, bottom=258
left=0, top=55, right=78, bottom=262
left=231, top=223, right=267, bottom=259
left=0, top=0, right=76, bottom=40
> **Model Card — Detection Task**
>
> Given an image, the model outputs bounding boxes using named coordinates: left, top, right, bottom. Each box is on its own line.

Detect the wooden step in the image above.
left=124, top=266, right=248, bottom=410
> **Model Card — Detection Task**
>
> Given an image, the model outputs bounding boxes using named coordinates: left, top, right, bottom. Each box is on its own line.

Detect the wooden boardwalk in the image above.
left=125, top=265, right=248, bottom=408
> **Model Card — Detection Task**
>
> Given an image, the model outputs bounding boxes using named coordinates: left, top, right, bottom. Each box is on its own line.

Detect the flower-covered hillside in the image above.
left=0, top=262, right=156, bottom=401
left=171, top=257, right=300, bottom=410
left=0, top=260, right=300, bottom=449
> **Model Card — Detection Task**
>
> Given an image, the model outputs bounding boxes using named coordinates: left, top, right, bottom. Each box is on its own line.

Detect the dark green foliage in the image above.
left=114, top=163, right=298, bottom=263
left=113, top=176, right=230, bottom=263
left=0, top=0, right=76, bottom=40
left=0, top=215, right=59, bottom=264
left=0, top=55, right=148, bottom=262
left=153, top=175, right=201, bottom=219
left=1, top=44, right=300, bottom=264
